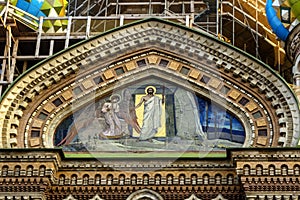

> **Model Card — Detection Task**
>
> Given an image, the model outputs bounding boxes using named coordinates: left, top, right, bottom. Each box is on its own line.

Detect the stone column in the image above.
left=295, top=72, right=300, bottom=86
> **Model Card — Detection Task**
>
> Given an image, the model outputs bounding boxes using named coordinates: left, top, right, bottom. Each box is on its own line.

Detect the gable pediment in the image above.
left=0, top=18, right=298, bottom=150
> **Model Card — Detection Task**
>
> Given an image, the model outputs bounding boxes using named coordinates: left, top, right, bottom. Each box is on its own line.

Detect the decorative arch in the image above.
left=0, top=18, right=299, bottom=149
left=126, top=189, right=164, bottom=200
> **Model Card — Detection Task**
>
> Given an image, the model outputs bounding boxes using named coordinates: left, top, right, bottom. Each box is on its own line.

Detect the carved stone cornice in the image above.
left=0, top=148, right=300, bottom=199
left=232, top=148, right=300, bottom=198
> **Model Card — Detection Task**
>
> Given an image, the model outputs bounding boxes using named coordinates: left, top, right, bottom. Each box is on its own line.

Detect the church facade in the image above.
left=0, top=18, right=300, bottom=199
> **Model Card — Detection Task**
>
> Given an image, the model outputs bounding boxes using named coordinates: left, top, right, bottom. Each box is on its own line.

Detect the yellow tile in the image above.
left=61, top=90, right=73, bottom=101
left=125, top=62, right=136, bottom=71
left=256, top=136, right=267, bottom=146
left=29, top=138, right=40, bottom=147
left=44, top=103, right=54, bottom=113
left=228, top=90, right=240, bottom=100
left=148, top=55, right=159, bottom=64
left=82, top=80, right=94, bottom=89
left=32, top=119, right=44, bottom=128
left=245, top=102, right=257, bottom=112
left=189, top=69, right=200, bottom=79
left=168, top=61, right=180, bottom=71
left=103, top=70, right=114, bottom=79
left=256, top=118, right=267, bottom=127
left=209, top=79, right=221, bottom=89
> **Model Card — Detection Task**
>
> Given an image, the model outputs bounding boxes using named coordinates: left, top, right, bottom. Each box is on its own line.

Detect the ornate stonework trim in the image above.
left=89, top=194, right=105, bottom=200
left=63, top=195, right=77, bottom=200
left=12, top=50, right=269, bottom=149
left=126, top=189, right=164, bottom=200
left=0, top=192, right=46, bottom=200
left=0, top=19, right=298, bottom=148
left=1, top=148, right=300, bottom=199
left=212, top=194, right=228, bottom=200
left=185, top=194, right=202, bottom=200
left=23, top=51, right=269, bottom=149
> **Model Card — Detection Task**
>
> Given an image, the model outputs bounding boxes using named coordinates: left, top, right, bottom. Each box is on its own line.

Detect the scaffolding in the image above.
left=0, top=0, right=289, bottom=96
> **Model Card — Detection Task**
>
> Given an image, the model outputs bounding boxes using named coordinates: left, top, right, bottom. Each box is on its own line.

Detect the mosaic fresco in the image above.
left=54, top=82, right=245, bottom=152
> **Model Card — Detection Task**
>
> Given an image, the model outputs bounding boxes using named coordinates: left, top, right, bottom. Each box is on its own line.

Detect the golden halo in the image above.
left=145, top=86, right=156, bottom=94
left=110, top=94, right=122, bottom=103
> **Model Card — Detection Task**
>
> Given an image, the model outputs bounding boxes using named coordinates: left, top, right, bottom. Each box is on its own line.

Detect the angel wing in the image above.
left=57, top=104, right=97, bottom=146
left=119, top=90, right=141, bottom=133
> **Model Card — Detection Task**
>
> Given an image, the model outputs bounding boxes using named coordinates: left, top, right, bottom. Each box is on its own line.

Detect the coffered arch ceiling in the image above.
left=0, top=18, right=299, bottom=149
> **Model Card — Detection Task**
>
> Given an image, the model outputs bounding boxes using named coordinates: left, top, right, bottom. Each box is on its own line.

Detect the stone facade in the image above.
left=0, top=149, right=299, bottom=199
left=0, top=18, right=299, bottom=200
left=0, top=19, right=298, bottom=149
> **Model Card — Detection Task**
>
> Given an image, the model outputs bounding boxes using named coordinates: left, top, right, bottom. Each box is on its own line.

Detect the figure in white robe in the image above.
left=101, top=95, right=122, bottom=137
left=135, top=86, right=162, bottom=141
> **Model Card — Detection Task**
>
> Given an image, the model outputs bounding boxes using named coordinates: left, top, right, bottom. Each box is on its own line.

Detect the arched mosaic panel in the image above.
left=53, top=80, right=246, bottom=152
left=0, top=18, right=299, bottom=151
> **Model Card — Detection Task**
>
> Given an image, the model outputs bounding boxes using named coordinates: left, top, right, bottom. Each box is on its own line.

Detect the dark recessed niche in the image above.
left=159, top=59, right=169, bottom=67
left=253, top=111, right=263, bottom=119
left=239, top=97, right=250, bottom=106
left=258, top=129, right=267, bottom=136
left=93, top=76, right=103, bottom=84
left=38, top=112, right=48, bottom=120
left=180, top=66, right=190, bottom=75
left=200, top=75, right=211, bottom=84
left=115, top=67, right=125, bottom=76
left=137, top=59, right=147, bottom=67
left=31, top=130, right=40, bottom=138
left=52, top=98, right=63, bottom=107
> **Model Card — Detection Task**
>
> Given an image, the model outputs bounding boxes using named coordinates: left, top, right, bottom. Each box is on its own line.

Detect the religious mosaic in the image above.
left=54, top=79, right=245, bottom=152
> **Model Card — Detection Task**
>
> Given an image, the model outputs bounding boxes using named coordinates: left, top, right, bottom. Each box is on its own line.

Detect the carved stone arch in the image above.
left=294, top=164, right=300, bottom=175
left=126, top=189, right=164, bottom=200
left=0, top=18, right=299, bottom=148
left=44, top=69, right=253, bottom=148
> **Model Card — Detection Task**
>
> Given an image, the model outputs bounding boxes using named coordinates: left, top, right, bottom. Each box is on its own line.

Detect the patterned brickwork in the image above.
left=0, top=149, right=299, bottom=199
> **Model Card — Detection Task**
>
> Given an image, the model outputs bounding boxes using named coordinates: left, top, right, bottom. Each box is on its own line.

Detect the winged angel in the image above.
left=57, top=89, right=141, bottom=146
